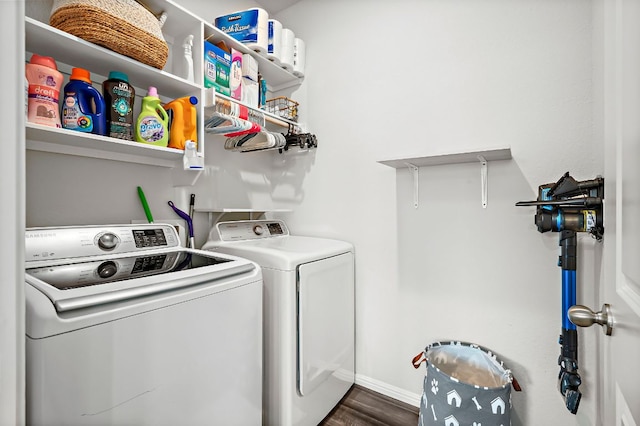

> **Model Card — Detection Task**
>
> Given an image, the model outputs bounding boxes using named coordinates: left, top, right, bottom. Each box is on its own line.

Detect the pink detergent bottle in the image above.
left=25, top=54, right=64, bottom=128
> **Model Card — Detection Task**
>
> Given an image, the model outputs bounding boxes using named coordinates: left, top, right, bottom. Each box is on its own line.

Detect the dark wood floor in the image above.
left=319, top=385, right=419, bottom=426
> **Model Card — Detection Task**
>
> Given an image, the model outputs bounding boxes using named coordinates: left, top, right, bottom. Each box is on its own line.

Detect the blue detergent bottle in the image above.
left=62, top=67, right=107, bottom=135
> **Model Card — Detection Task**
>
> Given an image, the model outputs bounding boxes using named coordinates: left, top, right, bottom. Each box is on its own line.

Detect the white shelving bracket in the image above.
left=478, top=155, right=488, bottom=208
left=405, top=162, right=419, bottom=209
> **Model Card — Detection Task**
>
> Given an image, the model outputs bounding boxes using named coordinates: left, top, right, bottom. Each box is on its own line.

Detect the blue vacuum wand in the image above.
left=516, top=172, right=604, bottom=415
left=558, top=230, right=581, bottom=414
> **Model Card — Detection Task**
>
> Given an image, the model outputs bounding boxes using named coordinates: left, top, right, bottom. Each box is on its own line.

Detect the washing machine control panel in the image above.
left=25, top=224, right=180, bottom=262
left=216, top=220, right=289, bottom=241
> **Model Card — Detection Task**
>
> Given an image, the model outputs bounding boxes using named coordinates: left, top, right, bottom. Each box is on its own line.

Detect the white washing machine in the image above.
left=202, top=219, right=355, bottom=426
left=25, top=223, right=263, bottom=425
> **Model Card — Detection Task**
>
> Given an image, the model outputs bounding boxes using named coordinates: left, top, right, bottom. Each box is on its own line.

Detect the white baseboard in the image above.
left=355, top=374, right=422, bottom=408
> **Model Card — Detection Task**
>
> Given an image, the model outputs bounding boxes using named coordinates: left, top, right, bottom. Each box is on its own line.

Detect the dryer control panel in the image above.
left=215, top=220, right=290, bottom=242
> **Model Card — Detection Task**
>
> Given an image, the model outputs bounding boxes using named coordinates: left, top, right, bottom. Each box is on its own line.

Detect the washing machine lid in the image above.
left=25, top=224, right=258, bottom=313
left=203, top=220, right=353, bottom=270
left=25, top=248, right=256, bottom=312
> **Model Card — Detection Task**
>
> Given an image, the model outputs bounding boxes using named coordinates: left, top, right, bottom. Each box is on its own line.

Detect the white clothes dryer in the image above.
left=202, top=219, right=355, bottom=426
left=25, top=223, right=263, bottom=426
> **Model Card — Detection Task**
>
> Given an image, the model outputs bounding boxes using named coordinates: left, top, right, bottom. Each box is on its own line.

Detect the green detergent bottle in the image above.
left=135, top=86, right=169, bottom=147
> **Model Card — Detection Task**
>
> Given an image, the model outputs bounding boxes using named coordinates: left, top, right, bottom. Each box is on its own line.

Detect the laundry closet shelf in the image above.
left=206, top=91, right=301, bottom=130
left=195, top=208, right=292, bottom=213
left=377, top=147, right=512, bottom=168
left=138, top=0, right=303, bottom=91
left=195, top=208, right=292, bottom=227
left=378, top=147, right=512, bottom=209
left=26, top=123, right=184, bottom=168
left=202, top=22, right=302, bottom=92
left=25, top=17, right=199, bottom=100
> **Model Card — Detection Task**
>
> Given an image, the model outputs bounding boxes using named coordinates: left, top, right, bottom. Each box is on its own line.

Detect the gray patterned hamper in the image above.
left=412, top=341, right=521, bottom=426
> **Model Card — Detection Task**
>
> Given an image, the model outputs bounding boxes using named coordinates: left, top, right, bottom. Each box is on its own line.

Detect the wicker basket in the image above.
left=50, top=0, right=169, bottom=69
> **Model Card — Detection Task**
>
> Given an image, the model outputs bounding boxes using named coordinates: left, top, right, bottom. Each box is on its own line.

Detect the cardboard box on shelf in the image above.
left=230, top=49, right=243, bottom=101
left=204, top=40, right=231, bottom=96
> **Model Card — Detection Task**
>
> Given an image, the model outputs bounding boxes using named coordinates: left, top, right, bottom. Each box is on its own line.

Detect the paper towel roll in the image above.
left=293, top=38, right=305, bottom=77
left=214, top=8, right=269, bottom=54
left=280, top=28, right=295, bottom=71
left=267, top=19, right=283, bottom=64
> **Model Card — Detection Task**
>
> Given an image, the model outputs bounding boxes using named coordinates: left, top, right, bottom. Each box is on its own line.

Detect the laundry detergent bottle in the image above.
left=102, top=71, right=135, bottom=140
left=163, top=96, right=198, bottom=150
left=135, top=87, right=169, bottom=147
left=62, top=68, right=107, bottom=135
left=25, top=54, right=64, bottom=128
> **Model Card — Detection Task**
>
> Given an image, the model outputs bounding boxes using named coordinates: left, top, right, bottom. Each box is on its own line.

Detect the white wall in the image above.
left=1, top=1, right=25, bottom=424
left=23, top=0, right=604, bottom=425
left=270, top=1, right=601, bottom=425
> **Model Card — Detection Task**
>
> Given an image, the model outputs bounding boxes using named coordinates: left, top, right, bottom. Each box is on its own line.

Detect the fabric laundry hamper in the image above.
left=412, top=341, right=521, bottom=426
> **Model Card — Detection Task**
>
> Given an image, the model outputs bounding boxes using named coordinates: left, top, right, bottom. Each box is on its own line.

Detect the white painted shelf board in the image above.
left=196, top=209, right=292, bottom=227
left=25, top=17, right=199, bottom=100
left=26, top=123, right=183, bottom=167
left=378, top=147, right=512, bottom=169
left=195, top=208, right=292, bottom=213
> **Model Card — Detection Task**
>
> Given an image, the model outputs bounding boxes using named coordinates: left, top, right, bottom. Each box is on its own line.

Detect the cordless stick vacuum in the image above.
left=516, top=172, right=604, bottom=414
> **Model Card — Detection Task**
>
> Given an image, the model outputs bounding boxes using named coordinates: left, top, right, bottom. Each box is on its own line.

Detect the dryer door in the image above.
left=297, top=252, right=355, bottom=396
